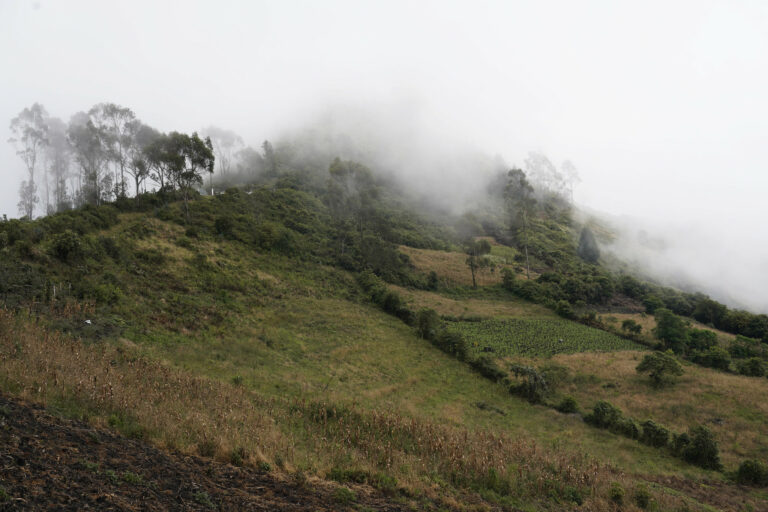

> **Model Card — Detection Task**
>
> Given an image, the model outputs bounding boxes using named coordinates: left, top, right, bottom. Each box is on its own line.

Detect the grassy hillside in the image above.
left=1, top=166, right=768, bottom=510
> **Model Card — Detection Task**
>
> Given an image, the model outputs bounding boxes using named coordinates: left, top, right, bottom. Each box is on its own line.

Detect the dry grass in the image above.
left=388, top=285, right=554, bottom=319
left=550, top=350, right=768, bottom=467
left=0, top=309, right=697, bottom=511
left=605, top=313, right=736, bottom=343
left=399, top=246, right=512, bottom=287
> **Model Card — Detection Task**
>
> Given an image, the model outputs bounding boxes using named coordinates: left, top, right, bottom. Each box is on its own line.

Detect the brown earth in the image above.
left=0, top=394, right=417, bottom=512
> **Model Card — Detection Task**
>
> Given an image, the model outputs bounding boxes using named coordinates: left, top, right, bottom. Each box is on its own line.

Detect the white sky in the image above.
left=2, top=0, right=767, bottom=310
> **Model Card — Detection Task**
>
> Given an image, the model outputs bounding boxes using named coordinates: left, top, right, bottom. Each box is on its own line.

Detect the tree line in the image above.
left=5, top=103, right=285, bottom=220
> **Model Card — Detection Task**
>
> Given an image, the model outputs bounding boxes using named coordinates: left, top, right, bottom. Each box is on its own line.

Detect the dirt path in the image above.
left=0, top=394, right=412, bottom=511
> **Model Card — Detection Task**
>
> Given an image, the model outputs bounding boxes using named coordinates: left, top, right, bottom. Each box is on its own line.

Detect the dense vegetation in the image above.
left=4, top=101, right=768, bottom=509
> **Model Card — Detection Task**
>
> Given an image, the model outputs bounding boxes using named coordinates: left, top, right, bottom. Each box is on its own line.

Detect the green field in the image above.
left=448, top=317, right=643, bottom=357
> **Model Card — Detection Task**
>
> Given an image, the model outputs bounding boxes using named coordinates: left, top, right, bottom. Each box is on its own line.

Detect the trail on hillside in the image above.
left=0, top=394, right=410, bottom=511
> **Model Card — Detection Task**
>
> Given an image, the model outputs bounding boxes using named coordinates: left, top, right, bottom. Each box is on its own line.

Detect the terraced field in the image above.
left=447, top=318, right=644, bottom=357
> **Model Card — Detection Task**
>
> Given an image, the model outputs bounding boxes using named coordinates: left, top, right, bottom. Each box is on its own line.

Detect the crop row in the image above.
left=448, top=318, right=642, bottom=357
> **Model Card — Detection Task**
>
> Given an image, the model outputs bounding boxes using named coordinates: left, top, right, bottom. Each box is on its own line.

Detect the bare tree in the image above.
left=9, top=103, right=48, bottom=218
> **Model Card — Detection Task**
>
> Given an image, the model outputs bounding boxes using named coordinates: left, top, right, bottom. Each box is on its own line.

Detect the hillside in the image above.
left=1, top=159, right=768, bottom=511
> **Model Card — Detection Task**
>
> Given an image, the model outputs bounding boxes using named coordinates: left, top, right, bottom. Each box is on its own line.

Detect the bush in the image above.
left=433, top=330, right=469, bottom=361
left=416, top=309, right=440, bottom=341
left=48, top=229, right=82, bottom=261
left=621, top=319, right=642, bottom=334
left=333, top=486, right=356, bottom=505
left=585, top=400, right=623, bottom=429
left=737, top=358, right=766, bottom=377
left=640, top=420, right=670, bottom=448
left=688, top=329, right=717, bottom=351
left=613, top=417, right=640, bottom=440
left=609, top=482, right=625, bottom=504
left=468, top=356, right=506, bottom=382
left=681, top=425, right=722, bottom=470
left=636, top=351, right=683, bottom=387
left=634, top=484, right=652, bottom=509
left=555, top=300, right=575, bottom=319
left=736, top=459, right=768, bottom=486
left=556, top=396, right=579, bottom=414
left=692, top=346, right=731, bottom=371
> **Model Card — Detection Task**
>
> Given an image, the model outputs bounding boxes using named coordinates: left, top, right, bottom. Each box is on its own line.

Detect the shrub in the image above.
left=609, top=482, right=625, bottom=504
left=692, top=346, right=731, bottom=371
left=636, top=351, right=683, bottom=387
left=688, top=329, right=717, bottom=351
left=681, top=425, right=722, bottom=470
left=555, top=300, right=575, bottom=319
left=613, top=417, right=640, bottom=440
left=621, top=319, right=642, bottom=334
left=640, top=420, right=670, bottom=448
left=556, top=396, right=579, bottom=414
left=416, top=309, right=440, bottom=341
left=468, top=356, right=507, bottom=382
left=737, top=358, right=766, bottom=377
left=434, top=330, right=469, bottom=361
left=333, top=486, right=356, bottom=505
left=585, top=400, right=623, bottom=429
left=48, top=229, right=82, bottom=261
left=736, top=459, right=768, bottom=486
left=634, top=484, right=652, bottom=509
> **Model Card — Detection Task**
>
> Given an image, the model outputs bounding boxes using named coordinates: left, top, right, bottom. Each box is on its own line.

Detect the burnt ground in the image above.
left=0, top=394, right=417, bottom=511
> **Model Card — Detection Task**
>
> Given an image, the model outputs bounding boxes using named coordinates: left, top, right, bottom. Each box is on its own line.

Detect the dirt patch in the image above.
left=0, top=394, right=415, bottom=511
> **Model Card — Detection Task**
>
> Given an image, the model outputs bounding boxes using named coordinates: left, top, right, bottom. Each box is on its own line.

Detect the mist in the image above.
left=2, top=0, right=768, bottom=312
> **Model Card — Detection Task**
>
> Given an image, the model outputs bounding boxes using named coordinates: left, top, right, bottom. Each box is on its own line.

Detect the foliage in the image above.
left=621, top=319, right=642, bottom=334
left=653, top=308, right=689, bottom=354
left=447, top=318, right=640, bottom=358
left=555, top=396, right=579, bottom=414
left=636, top=351, right=684, bottom=387
left=577, top=227, right=600, bottom=263
left=679, top=426, right=722, bottom=470
left=737, top=357, right=766, bottom=377
left=639, top=420, right=670, bottom=448
left=736, top=460, right=768, bottom=487
left=585, top=400, right=623, bottom=429
left=508, top=363, right=548, bottom=403
left=690, top=346, right=731, bottom=371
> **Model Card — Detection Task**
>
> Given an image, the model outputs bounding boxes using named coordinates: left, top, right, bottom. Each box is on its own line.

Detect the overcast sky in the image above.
left=2, top=0, right=767, bottom=310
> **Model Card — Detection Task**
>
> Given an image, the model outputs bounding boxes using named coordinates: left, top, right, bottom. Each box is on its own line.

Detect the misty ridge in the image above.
left=6, top=98, right=768, bottom=317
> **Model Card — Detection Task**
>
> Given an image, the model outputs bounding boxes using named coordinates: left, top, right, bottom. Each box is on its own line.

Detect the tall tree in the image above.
left=464, top=239, right=492, bottom=288
left=45, top=117, right=72, bottom=212
left=525, top=152, right=564, bottom=196
left=9, top=103, right=48, bottom=218
left=125, top=122, right=160, bottom=197
left=560, top=160, right=581, bottom=204
left=168, top=132, right=214, bottom=221
left=577, top=226, right=600, bottom=263
left=201, top=126, right=243, bottom=189
left=68, top=112, right=108, bottom=206
left=504, top=168, right=536, bottom=279
left=262, top=140, right=277, bottom=177
left=89, top=103, right=137, bottom=198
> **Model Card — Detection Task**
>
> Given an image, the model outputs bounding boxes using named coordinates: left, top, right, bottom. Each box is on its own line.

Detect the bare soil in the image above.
left=0, top=394, right=415, bottom=511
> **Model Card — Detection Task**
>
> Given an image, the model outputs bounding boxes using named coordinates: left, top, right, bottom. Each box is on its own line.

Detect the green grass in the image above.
left=447, top=318, right=643, bottom=358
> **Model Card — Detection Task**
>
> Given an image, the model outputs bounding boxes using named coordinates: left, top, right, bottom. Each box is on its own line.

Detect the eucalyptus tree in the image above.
left=200, top=126, right=243, bottom=188
left=45, top=117, right=72, bottom=212
left=504, top=168, right=536, bottom=279
left=9, top=103, right=48, bottom=218
left=88, top=103, right=137, bottom=198
left=68, top=112, right=108, bottom=206
left=168, top=132, right=214, bottom=221
left=125, top=122, right=160, bottom=196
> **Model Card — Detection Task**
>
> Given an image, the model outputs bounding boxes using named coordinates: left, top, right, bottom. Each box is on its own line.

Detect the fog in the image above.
left=2, top=0, right=768, bottom=312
